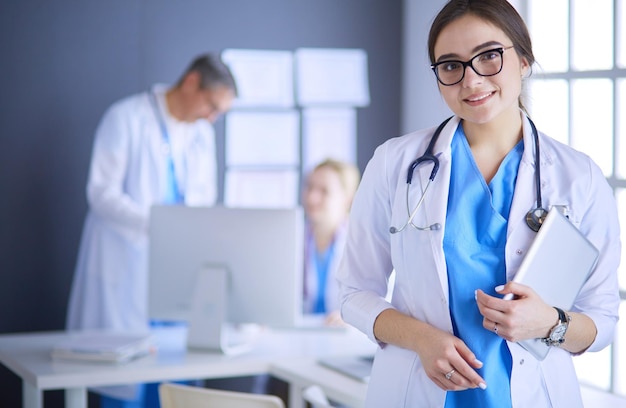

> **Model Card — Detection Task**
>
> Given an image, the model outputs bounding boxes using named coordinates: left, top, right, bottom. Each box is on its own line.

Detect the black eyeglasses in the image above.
left=431, top=46, right=514, bottom=86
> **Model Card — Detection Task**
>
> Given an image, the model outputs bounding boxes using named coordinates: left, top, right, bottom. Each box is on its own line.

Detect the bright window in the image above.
left=527, top=0, right=568, bottom=73
left=570, top=78, right=613, bottom=176
left=527, top=79, right=568, bottom=144
left=571, top=0, right=613, bottom=71
left=617, top=79, right=626, bottom=179
left=616, top=189, right=626, bottom=293
left=526, top=0, right=626, bottom=396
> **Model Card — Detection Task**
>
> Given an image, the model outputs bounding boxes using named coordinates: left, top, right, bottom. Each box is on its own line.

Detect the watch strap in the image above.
left=554, top=307, right=567, bottom=324
left=541, top=306, right=569, bottom=347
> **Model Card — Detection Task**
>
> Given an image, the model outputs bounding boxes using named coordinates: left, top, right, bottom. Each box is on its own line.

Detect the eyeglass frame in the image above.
left=430, top=45, right=515, bottom=86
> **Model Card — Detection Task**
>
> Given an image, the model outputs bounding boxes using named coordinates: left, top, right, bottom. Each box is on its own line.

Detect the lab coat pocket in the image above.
left=365, top=345, right=426, bottom=408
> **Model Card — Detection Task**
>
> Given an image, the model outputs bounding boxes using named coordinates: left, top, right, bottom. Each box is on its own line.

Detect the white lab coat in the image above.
left=66, top=85, right=217, bottom=333
left=337, top=115, right=621, bottom=407
left=303, top=222, right=348, bottom=314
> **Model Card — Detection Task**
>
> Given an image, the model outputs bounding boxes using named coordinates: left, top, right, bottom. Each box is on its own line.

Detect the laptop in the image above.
left=506, top=207, right=599, bottom=360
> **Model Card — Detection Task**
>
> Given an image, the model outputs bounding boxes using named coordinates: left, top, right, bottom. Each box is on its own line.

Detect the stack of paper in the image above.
left=52, top=332, right=155, bottom=364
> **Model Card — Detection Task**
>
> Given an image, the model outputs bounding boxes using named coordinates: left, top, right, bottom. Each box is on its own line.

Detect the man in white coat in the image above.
left=67, top=53, right=236, bottom=331
left=67, top=53, right=236, bottom=332
left=65, top=54, right=236, bottom=405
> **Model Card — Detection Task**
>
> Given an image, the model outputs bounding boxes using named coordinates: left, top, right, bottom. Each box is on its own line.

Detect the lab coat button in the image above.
left=516, top=249, right=523, bottom=255
left=519, top=359, right=525, bottom=365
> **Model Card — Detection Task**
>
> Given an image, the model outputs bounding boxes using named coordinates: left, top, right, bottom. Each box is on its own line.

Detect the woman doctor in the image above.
left=337, top=1, right=620, bottom=407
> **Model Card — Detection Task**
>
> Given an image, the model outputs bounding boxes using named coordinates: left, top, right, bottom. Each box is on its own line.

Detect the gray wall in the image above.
left=401, top=0, right=450, bottom=134
left=0, top=1, right=402, bottom=406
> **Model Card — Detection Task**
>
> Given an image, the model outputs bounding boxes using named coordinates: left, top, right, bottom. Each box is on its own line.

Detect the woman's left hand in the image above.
left=475, top=283, right=557, bottom=342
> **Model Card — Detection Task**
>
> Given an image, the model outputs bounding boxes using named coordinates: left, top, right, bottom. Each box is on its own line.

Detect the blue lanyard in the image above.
left=149, top=92, right=184, bottom=204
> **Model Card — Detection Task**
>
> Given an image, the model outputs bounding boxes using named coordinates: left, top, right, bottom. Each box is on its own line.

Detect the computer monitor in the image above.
left=148, top=205, right=304, bottom=353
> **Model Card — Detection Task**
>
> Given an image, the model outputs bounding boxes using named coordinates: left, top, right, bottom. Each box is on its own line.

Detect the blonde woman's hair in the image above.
left=313, top=158, right=361, bottom=203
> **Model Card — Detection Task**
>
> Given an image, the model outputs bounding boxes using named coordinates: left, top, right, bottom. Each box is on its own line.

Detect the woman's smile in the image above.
left=464, top=90, right=496, bottom=106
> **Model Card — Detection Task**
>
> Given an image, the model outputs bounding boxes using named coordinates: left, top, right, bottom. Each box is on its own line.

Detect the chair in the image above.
left=159, top=382, right=285, bottom=408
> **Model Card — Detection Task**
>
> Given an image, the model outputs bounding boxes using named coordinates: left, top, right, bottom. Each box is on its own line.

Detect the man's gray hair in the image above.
left=178, top=53, right=238, bottom=96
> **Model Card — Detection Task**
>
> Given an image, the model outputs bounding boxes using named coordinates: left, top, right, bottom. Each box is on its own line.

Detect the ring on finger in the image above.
left=445, top=369, right=456, bottom=380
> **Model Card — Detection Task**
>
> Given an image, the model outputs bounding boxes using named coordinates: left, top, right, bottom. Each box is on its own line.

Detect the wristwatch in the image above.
left=541, top=307, right=570, bottom=347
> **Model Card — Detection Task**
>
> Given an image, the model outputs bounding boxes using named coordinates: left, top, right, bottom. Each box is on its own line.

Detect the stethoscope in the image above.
left=389, top=116, right=547, bottom=234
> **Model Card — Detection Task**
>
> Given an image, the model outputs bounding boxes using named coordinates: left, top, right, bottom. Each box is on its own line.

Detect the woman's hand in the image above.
left=476, top=283, right=597, bottom=353
left=373, top=309, right=486, bottom=391
left=414, top=323, right=487, bottom=391
left=475, top=283, right=557, bottom=342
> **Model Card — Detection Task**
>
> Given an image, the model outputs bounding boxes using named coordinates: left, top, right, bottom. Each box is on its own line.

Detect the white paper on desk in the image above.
left=224, top=169, right=299, bottom=208
left=221, top=49, right=294, bottom=108
left=51, top=332, right=154, bottom=364
left=295, top=48, right=370, bottom=107
left=225, top=110, right=300, bottom=166
left=302, top=107, right=356, bottom=172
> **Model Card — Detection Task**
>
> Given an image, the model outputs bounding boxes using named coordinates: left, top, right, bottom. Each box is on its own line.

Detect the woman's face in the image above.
left=433, top=14, right=529, bottom=125
left=303, top=167, right=350, bottom=227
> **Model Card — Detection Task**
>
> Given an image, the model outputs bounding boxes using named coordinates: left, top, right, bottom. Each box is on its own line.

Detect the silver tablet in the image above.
left=507, top=207, right=599, bottom=360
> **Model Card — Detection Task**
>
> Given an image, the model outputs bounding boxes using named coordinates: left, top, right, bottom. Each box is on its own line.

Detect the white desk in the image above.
left=0, top=326, right=374, bottom=408
left=271, top=358, right=368, bottom=408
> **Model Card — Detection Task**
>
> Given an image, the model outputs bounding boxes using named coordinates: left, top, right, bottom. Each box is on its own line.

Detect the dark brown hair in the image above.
left=427, top=0, right=534, bottom=111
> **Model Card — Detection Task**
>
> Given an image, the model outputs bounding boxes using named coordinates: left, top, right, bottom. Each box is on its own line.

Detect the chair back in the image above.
left=159, top=383, right=285, bottom=408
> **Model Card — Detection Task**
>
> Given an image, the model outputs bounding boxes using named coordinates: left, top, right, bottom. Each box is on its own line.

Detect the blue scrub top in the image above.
left=312, top=241, right=336, bottom=314
left=443, top=124, right=523, bottom=407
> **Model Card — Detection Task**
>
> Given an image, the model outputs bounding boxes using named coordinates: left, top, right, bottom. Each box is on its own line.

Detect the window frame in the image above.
left=523, top=0, right=626, bottom=396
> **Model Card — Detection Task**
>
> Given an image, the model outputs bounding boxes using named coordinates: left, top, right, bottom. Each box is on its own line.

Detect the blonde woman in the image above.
left=302, top=159, right=360, bottom=326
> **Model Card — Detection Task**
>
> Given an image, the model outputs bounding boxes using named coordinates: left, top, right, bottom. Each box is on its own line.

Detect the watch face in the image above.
left=551, top=324, right=567, bottom=340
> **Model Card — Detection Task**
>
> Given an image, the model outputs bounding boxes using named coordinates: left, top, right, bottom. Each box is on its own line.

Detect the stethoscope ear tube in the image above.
left=525, top=118, right=547, bottom=232
left=390, top=117, right=452, bottom=233
left=406, top=116, right=453, bottom=184
left=408, top=154, right=439, bottom=184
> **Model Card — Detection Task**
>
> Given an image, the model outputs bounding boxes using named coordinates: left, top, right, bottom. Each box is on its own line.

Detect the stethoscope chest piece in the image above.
left=526, top=207, right=548, bottom=232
